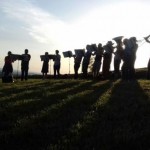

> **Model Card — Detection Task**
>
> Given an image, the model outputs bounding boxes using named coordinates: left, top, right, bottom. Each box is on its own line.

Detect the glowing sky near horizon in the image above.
left=0, top=0, right=150, bottom=74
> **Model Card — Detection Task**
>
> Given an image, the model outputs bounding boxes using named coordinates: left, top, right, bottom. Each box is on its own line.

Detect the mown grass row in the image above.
left=0, top=79, right=150, bottom=150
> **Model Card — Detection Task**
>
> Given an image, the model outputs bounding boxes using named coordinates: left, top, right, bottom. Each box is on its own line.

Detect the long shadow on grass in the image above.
left=0, top=80, right=74, bottom=100
left=0, top=80, right=101, bottom=133
left=0, top=80, right=92, bottom=131
left=0, top=80, right=112, bottom=150
left=56, top=79, right=150, bottom=150
left=0, top=79, right=83, bottom=104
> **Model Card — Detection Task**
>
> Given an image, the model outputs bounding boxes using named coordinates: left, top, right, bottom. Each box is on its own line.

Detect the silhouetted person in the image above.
left=41, top=52, right=49, bottom=79
left=92, top=43, right=104, bottom=78
left=121, top=38, right=131, bottom=80
left=2, top=51, right=14, bottom=83
left=113, top=36, right=124, bottom=79
left=121, top=37, right=138, bottom=80
left=102, top=41, right=114, bottom=79
left=130, top=37, right=138, bottom=79
left=82, top=44, right=93, bottom=78
left=74, top=53, right=83, bottom=79
left=21, top=49, right=31, bottom=81
left=53, top=50, right=61, bottom=78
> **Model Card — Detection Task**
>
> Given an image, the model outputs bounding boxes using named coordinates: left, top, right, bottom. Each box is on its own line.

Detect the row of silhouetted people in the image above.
left=74, top=36, right=138, bottom=80
left=1, top=36, right=150, bottom=82
left=1, top=49, right=61, bottom=82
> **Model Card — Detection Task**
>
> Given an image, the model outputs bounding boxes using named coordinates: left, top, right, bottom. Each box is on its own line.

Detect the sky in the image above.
left=0, top=0, right=150, bottom=75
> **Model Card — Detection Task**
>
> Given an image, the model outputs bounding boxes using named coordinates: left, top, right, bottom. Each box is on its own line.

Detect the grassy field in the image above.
left=0, top=78, right=150, bottom=150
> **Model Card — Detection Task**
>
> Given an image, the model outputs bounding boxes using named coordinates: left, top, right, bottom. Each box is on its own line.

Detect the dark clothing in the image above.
left=2, top=56, right=13, bottom=75
left=2, top=56, right=13, bottom=83
left=82, top=52, right=92, bottom=78
left=21, top=54, right=31, bottom=80
left=74, top=55, right=82, bottom=79
left=53, top=54, right=61, bottom=78
left=41, top=61, right=49, bottom=73
left=54, top=65, right=60, bottom=78
left=121, top=49, right=132, bottom=80
left=92, top=55, right=102, bottom=77
left=41, top=56, right=49, bottom=73
left=102, top=53, right=112, bottom=78
left=74, top=63, right=80, bottom=79
left=113, top=46, right=123, bottom=78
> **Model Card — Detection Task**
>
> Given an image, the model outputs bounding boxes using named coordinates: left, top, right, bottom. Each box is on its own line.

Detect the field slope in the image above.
left=0, top=79, right=150, bottom=150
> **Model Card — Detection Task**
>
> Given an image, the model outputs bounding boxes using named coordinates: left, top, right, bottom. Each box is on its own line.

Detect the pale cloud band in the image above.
left=1, top=0, right=150, bottom=47
left=0, top=0, right=71, bottom=46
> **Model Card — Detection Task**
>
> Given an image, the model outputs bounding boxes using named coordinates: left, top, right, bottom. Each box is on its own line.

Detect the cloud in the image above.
left=1, top=0, right=150, bottom=48
left=0, top=0, right=71, bottom=46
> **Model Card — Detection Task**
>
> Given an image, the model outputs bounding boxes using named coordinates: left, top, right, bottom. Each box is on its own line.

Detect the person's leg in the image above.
left=54, top=66, right=56, bottom=78
left=57, top=65, right=60, bottom=78
left=25, top=69, right=28, bottom=80
left=21, top=70, right=24, bottom=81
left=74, top=64, right=78, bottom=79
left=42, top=73, right=44, bottom=79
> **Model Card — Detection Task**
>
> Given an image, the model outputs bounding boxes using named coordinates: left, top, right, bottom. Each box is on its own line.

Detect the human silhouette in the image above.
left=113, top=36, right=124, bottom=79
left=92, top=43, right=104, bottom=78
left=21, top=49, right=31, bottom=81
left=102, top=41, right=114, bottom=79
left=53, top=50, right=61, bottom=78
left=82, top=44, right=93, bottom=78
left=74, top=52, right=83, bottom=79
left=41, top=52, right=49, bottom=79
left=2, top=51, right=14, bottom=83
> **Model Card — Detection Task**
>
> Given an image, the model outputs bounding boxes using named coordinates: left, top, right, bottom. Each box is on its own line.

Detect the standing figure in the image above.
left=121, top=37, right=138, bottom=80
left=2, top=51, right=14, bottom=83
left=121, top=39, right=132, bottom=80
left=102, top=41, right=114, bottom=79
left=130, top=37, right=138, bottom=79
left=113, top=36, right=124, bottom=79
left=53, top=50, right=61, bottom=78
left=92, top=43, right=104, bottom=78
left=21, top=49, right=31, bottom=81
left=82, top=44, right=93, bottom=78
left=74, top=52, right=83, bottom=79
left=41, top=52, right=49, bottom=79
